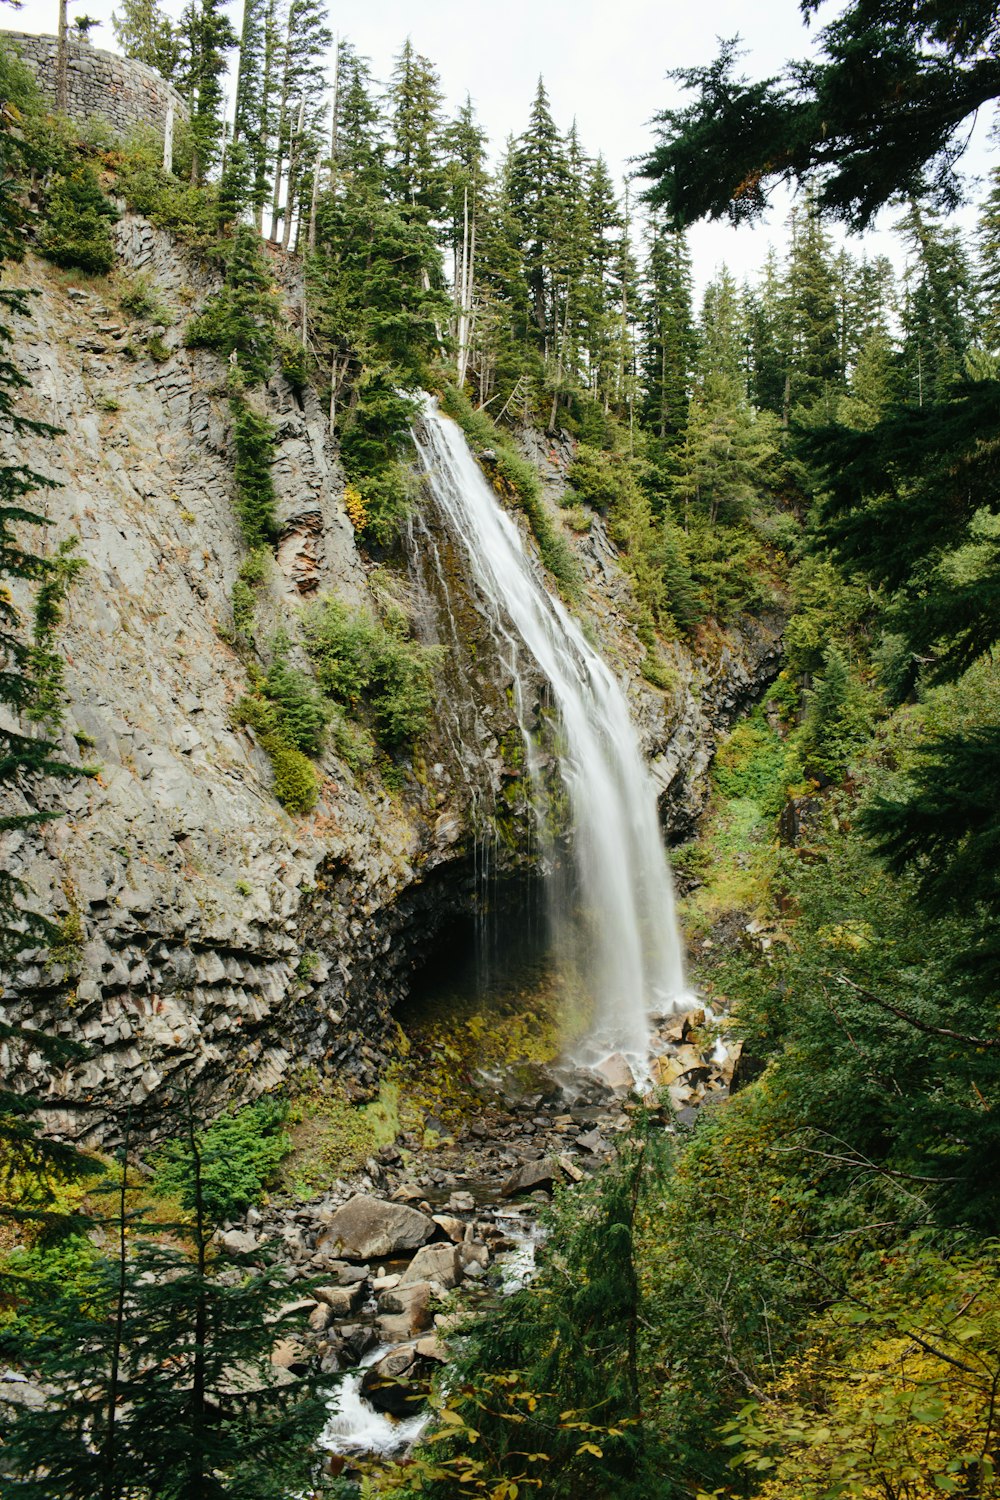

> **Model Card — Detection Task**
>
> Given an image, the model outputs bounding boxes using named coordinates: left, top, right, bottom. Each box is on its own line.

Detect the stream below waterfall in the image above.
left=297, top=399, right=715, bottom=1470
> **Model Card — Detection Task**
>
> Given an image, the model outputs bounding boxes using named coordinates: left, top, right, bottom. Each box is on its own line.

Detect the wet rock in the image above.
left=431, top=1213, right=466, bottom=1243
left=399, top=1242, right=462, bottom=1290
left=457, top=1241, right=489, bottom=1274
left=360, top=1344, right=434, bottom=1417
left=321, top=1260, right=371, bottom=1287
left=314, top=1282, right=368, bottom=1317
left=315, top=1194, right=434, bottom=1261
left=501, top=1157, right=563, bottom=1198
left=338, top=1323, right=376, bottom=1363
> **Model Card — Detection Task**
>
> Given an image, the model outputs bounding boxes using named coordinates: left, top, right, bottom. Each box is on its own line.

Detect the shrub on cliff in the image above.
left=37, top=166, right=118, bottom=275
left=151, top=1097, right=291, bottom=1221
left=302, top=595, right=440, bottom=751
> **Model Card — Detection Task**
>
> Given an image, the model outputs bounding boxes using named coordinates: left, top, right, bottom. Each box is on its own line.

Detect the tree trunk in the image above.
left=269, top=31, right=292, bottom=242
left=282, top=99, right=305, bottom=252
left=56, top=0, right=68, bottom=113
left=99, top=1113, right=132, bottom=1500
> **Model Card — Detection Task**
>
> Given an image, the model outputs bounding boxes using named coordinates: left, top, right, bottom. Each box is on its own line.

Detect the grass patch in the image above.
left=280, top=1084, right=400, bottom=1199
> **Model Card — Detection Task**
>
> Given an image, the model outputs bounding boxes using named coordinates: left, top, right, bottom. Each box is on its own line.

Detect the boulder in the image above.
left=500, top=1157, right=563, bottom=1198
left=457, top=1241, right=489, bottom=1274
left=360, top=1344, right=434, bottom=1417
left=377, top=1282, right=436, bottom=1331
left=431, top=1213, right=466, bottom=1243
left=313, top=1282, right=368, bottom=1317
left=398, top=1242, right=462, bottom=1290
left=593, top=1052, right=635, bottom=1092
left=315, top=1194, right=434, bottom=1260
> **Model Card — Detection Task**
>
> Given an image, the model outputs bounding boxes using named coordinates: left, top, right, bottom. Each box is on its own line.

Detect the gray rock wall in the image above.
left=0, top=214, right=782, bottom=1139
left=1, top=31, right=188, bottom=136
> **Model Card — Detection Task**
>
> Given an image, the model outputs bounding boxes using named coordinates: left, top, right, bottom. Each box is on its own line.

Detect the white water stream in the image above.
left=412, top=396, right=691, bottom=1071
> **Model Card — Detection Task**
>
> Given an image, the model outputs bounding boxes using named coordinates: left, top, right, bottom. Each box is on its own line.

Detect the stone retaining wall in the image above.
left=1, top=30, right=188, bottom=136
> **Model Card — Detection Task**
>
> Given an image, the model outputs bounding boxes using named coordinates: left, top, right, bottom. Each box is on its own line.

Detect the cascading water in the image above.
left=411, top=395, right=691, bottom=1073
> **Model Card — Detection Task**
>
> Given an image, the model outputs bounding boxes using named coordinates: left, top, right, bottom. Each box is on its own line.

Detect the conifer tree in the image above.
left=976, top=164, right=1000, bottom=354
left=580, top=151, right=623, bottom=401
left=387, top=39, right=445, bottom=220
left=179, top=0, right=237, bottom=182
left=330, top=40, right=384, bottom=187
left=2, top=1100, right=329, bottom=1498
left=783, top=196, right=842, bottom=416
left=442, top=95, right=489, bottom=387
left=899, top=202, right=975, bottom=404
left=506, top=78, right=569, bottom=349
left=641, top=221, right=695, bottom=451
left=267, top=0, right=331, bottom=243
left=744, top=248, right=788, bottom=418
left=112, top=0, right=181, bottom=79
left=228, top=0, right=273, bottom=219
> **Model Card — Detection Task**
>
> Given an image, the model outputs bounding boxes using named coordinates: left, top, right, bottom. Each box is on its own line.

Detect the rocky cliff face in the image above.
left=1, top=215, right=781, bottom=1134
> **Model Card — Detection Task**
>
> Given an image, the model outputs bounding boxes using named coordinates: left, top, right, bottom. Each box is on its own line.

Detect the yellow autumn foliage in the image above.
left=728, top=1243, right=1000, bottom=1499
left=344, top=481, right=367, bottom=531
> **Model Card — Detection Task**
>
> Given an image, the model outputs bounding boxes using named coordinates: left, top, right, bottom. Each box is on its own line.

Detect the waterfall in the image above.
left=411, top=395, right=690, bottom=1072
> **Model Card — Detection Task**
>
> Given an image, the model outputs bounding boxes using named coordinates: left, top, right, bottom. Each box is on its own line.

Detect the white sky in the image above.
left=5, top=0, right=998, bottom=295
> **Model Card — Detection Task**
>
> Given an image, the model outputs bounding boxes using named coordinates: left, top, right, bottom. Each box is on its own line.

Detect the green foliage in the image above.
left=230, top=547, right=269, bottom=641
left=230, top=397, right=277, bottom=548
left=797, top=642, right=876, bottom=783
left=640, top=11, right=1000, bottom=231
left=3, top=1118, right=327, bottom=1499
left=266, top=739, right=320, bottom=813
left=713, top=707, right=803, bottom=819
left=113, top=136, right=220, bottom=242
left=24, top=538, right=85, bottom=727
left=151, top=1097, right=291, bottom=1223
left=185, top=225, right=279, bottom=385
left=118, top=272, right=173, bottom=325
left=302, top=594, right=439, bottom=751
left=234, top=670, right=323, bottom=815
left=261, top=634, right=329, bottom=756
left=37, top=166, right=119, bottom=276
left=684, top=518, right=778, bottom=621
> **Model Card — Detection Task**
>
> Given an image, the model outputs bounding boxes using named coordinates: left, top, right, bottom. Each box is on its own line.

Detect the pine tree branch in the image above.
left=831, top=972, right=1000, bottom=1049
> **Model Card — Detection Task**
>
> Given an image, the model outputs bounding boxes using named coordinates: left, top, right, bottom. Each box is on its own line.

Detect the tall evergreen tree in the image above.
left=783, top=196, right=842, bottom=416
left=2, top=1103, right=329, bottom=1498
left=442, top=95, right=490, bottom=388
left=744, top=248, right=788, bottom=419
left=976, top=163, right=1000, bottom=355
left=178, top=0, right=237, bottom=182
left=899, top=201, right=976, bottom=404
left=111, top=0, right=181, bottom=79
left=506, top=78, right=569, bottom=349
left=641, top=220, right=695, bottom=453
left=267, top=0, right=331, bottom=243
left=386, top=39, right=445, bottom=219
left=330, top=40, right=384, bottom=187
